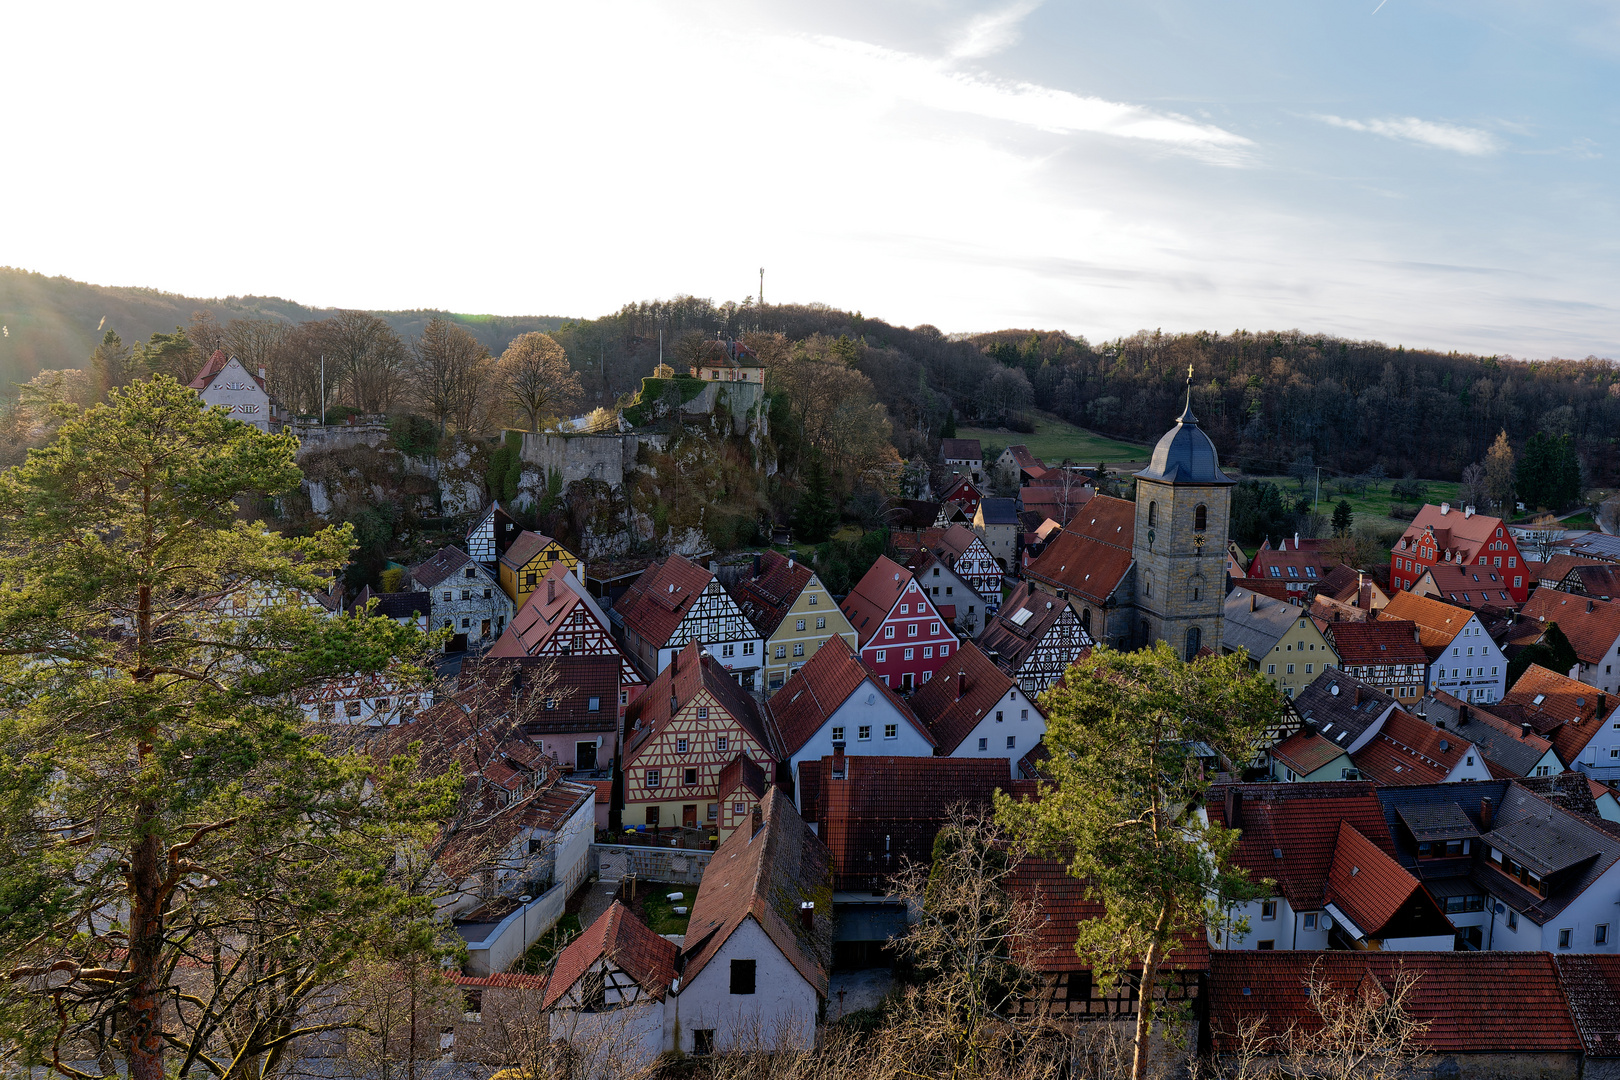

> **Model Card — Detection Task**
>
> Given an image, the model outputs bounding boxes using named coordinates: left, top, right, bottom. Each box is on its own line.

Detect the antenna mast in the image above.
left=759, top=267, right=764, bottom=307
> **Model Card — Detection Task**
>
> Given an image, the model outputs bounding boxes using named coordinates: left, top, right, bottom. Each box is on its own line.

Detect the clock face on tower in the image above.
left=1194, top=533, right=1206, bottom=551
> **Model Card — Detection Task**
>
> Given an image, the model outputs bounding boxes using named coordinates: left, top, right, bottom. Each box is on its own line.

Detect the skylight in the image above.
left=1533, top=694, right=1546, bottom=705
left=1010, top=608, right=1034, bottom=627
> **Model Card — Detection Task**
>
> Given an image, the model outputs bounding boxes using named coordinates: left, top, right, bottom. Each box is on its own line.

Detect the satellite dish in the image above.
left=1320, top=914, right=1333, bottom=930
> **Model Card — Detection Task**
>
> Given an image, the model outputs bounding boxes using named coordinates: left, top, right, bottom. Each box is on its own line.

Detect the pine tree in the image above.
left=792, top=456, right=840, bottom=543
left=940, top=410, right=957, bottom=439
left=1332, top=499, right=1353, bottom=534
left=1555, top=434, right=1583, bottom=511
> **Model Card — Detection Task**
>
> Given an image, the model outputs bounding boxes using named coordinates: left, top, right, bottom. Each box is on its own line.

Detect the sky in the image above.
left=4, top=1, right=1617, bottom=358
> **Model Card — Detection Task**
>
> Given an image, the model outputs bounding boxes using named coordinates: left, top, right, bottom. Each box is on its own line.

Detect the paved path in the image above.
left=828, top=968, right=895, bottom=1019
left=577, top=878, right=620, bottom=930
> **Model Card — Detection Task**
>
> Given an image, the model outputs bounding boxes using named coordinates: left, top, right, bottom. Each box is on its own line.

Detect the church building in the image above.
left=1024, top=375, right=1233, bottom=659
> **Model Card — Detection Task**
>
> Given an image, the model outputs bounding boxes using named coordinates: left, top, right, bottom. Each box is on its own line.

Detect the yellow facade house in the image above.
left=1222, top=585, right=1339, bottom=699
left=731, top=551, right=858, bottom=693
left=497, top=529, right=583, bottom=607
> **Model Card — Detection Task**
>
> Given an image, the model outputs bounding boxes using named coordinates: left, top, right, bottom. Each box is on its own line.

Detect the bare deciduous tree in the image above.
left=495, top=332, right=582, bottom=432
left=224, top=318, right=291, bottom=387
left=408, top=318, right=492, bottom=435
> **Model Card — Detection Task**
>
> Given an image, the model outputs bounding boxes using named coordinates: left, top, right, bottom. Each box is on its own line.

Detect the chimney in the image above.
left=832, top=742, right=846, bottom=780
left=799, top=901, right=815, bottom=933
left=1481, top=797, right=1494, bottom=829
left=547, top=578, right=556, bottom=604
left=956, top=670, right=967, bottom=700
left=1465, top=505, right=1475, bottom=519
left=1601, top=693, right=1609, bottom=715
left=1353, top=685, right=1362, bottom=706
left=1250, top=593, right=1258, bottom=613
left=1225, top=788, right=1244, bottom=828
left=1588, top=600, right=1596, bottom=614
left=1435, top=718, right=1446, bottom=731
left=1458, top=704, right=1469, bottom=726
left=258, top=366, right=267, bottom=381
left=1441, top=502, right=1450, bottom=515
left=1294, top=532, right=1300, bottom=548
left=1303, top=719, right=1318, bottom=738
left=753, top=554, right=761, bottom=577
left=751, top=804, right=763, bottom=836
left=1520, top=721, right=1533, bottom=739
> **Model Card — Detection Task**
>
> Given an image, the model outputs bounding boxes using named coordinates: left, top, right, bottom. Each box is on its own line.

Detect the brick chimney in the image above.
left=1481, top=796, right=1494, bottom=829
left=547, top=578, right=556, bottom=604
left=957, top=670, right=967, bottom=701
left=832, top=743, right=846, bottom=780
left=751, top=803, right=763, bottom=836
left=799, top=901, right=815, bottom=932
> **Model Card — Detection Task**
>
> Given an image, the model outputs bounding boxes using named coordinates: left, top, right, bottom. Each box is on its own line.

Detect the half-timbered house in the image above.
left=489, top=563, right=643, bottom=712
left=615, top=554, right=763, bottom=687
left=299, top=672, right=431, bottom=726
left=906, top=641, right=1046, bottom=773
left=934, top=523, right=1001, bottom=603
left=541, top=901, right=675, bottom=1070
left=188, top=350, right=287, bottom=433
left=906, top=550, right=987, bottom=635
left=935, top=474, right=983, bottom=523
left=498, top=529, right=584, bottom=607
left=976, top=581, right=1095, bottom=695
left=408, top=545, right=514, bottom=652
left=620, top=641, right=776, bottom=832
left=465, top=500, right=520, bottom=571
left=839, top=555, right=956, bottom=692
left=716, top=752, right=769, bottom=836
left=730, top=550, right=857, bottom=693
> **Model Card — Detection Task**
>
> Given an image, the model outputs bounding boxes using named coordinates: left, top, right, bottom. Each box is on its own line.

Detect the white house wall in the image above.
left=944, top=688, right=1045, bottom=774
left=549, top=1002, right=665, bottom=1074
left=1569, top=705, right=1620, bottom=783
left=787, top=686, right=931, bottom=797
left=1486, top=860, right=1620, bottom=953
left=668, top=916, right=818, bottom=1055
left=1428, top=617, right=1508, bottom=703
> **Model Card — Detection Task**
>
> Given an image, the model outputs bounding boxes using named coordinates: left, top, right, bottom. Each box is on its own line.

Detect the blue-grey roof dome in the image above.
left=1135, top=390, right=1234, bottom=485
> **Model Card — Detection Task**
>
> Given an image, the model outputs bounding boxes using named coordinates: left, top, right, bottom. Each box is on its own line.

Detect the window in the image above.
left=1267, top=664, right=1276, bottom=674
left=646, top=769, right=661, bottom=789
left=717, top=736, right=728, bottom=752
left=940, top=644, right=950, bottom=657
left=875, top=650, right=887, bottom=662
left=931, top=622, right=941, bottom=635
left=858, top=725, right=872, bottom=740
left=796, top=619, right=806, bottom=631
left=318, top=702, right=336, bottom=721
left=1021, top=709, right=1029, bottom=721
left=816, top=616, right=825, bottom=629
left=722, top=643, right=735, bottom=657
left=1007, top=736, right=1016, bottom=749
left=588, top=696, right=600, bottom=712
left=732, top=801, right=745, bottom=816
left=345, top=700, right=362, bottom=717
left=775, top=645, right=786, bottom=658
left=1287, top=664, right=1295, bottom=674
left=442, top=590, right=452, bottom=601
left=908, top=624, right=918, bottom=637
left=923, top=646, right=933, bottom=658
left=708, top=803, right=719, bottom=820
left=1195, top=503, right=1207, bottom=530
left=809, top=594, right=818, bottom=605
left=831, top=726, right=844, bottom=742
left=1306, top=664, right=1313, bottom=674
left=1260, top=900, right=1277, bottom=920
left=729, top=960, right=756, bottom=995
left=903, top=648, right=914, bottom=661
left=697, top=706, right=709, bottom=719
left=1269, top=566, right=1281, bottom=578
left=1148, top=501, right=1157, bottom=527
left=1303, top=913, right=1318, bottom=931
left=1256, top=940, right=1275, bottom=950
left=885, top=626, right=895, bottom=639
left=1598, top=925, right=1611, bottom=946
left=484, top=588, right=492, bottom=598
left=461, top=618, right=471, bottom=628
left=1507, top=909, right=1518, bottom=930
left=743, top=642, right=755, bottom=655
left=684, top=768, right=697, bottom=786
left=1444, top=895, right=1484, bottom=914
left=676, top=738, right=688, bottom=753
left=1065, top=970, right=1092, bottom=1002
left=978, top=738, right=988, bottom=751
left=793, top=643, right=804, bottom=657
left=1559, top=928, right=1572, bottom=949
left=899, top=604, right=909, bottom=614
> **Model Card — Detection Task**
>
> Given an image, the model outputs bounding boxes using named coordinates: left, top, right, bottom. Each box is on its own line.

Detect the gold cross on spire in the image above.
left=1187, top=363, right=1194, bottom=381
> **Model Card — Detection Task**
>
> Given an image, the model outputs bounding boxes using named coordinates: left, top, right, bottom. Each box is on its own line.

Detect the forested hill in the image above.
left=0, top=267, right=568, bottom=387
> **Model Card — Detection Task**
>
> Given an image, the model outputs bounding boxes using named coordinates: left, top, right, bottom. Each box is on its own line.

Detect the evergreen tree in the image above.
left=792, top=456, right=839, bottom=542
left=1555, top=434, right=1583, bottom=510
left=940, top=410, right=957, bottom=439
left=1332, top=499, right=1354, bottom=534
left=1516, top=432, right=1553, bottom=511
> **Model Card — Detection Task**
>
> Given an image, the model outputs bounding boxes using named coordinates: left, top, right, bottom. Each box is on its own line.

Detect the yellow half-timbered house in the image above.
left=498, top=530, right=583, bottom=607
left=621, top=641, right=776, bottom=835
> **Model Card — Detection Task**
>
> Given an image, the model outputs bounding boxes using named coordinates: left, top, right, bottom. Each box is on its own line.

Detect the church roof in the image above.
left=1135, top=387, right=1233, bottom=486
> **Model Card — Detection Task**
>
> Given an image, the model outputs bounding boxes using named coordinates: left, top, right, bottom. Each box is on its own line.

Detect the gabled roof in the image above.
left=1016, top=486, right=1093, bottom=526
left=1246, top=537, right=1339, bottom=583
left=977, top=581, right=1091, bottom=676
left=975, top=497, right=1019, bottom=525
left=1521, top=589, right=1620, bottom=666
left=1537, top=552, right=1607, bottom=583
left=731, top=550, right=815, bottom=639
left=1207, top=782, right=1395, bottom=911
left=188, top=350, right=267, bottom=391
left=1291, top=669, right=1398, bottom=751
left=1479, top=782, right=1620, bottom=922
left=940, top=438, right=982, bottom=462
left=622, top=641, right=773, bottom=761
left=410, top=545, right=483, bottom=589
left=1223, top=587, right=1311, bottom=658
left=1555, top=954, right=1620, bottom=1058
left=1323, top=820, right=1443, bottom=938
left=907, top=641, right=1025, bottom=754
left=1501, top=664, right=1618, bottom=765
left=1005, top=856, right=1208, bottom=973
left=490, top=563, right=629, bottom=673
left=458, top=655, right=619, bottom=736
left=1002, top=445, right=1043, bottom=469
left=839, top=555, right=921, bottom=647
left=1324, top=619, right=1427, bottom=667
left=499, top=529, right=571, bottom=571
left=765, top=636, right=930, bottom=758
left=1567, top=534, right=1620, bottom=563
left=1316, top=564, right=1379, bottom=606
left=935, top=522, right=991, bottom=562
left=542, top=900, right=678, bottom=1010
left=1023, top=495, right=1135, bottom=606
left=1564, top=564, right=1620, bottom=601
left=1416, top=562, right=1515, bottom=609
left=357, top=588, right=432, bottom=622
left=614, top=554, right=716, bottom=648
left=1270, top=726, right=1353, bottom=776
left=1209, top=952, right=1581, bottom=1054
left=1421, top=691, right=1553, bottom=777
left=1398, top=504, right=1510, bottom=562
left=1351, top=708, right=1475, bottom=786
left=807, top=755, right=1013, bottom=888
left=718, top=752, right=768, bottom=802
left=679, top=788, right=831, bottom=996
left=1380, top=591, right=1474, bottom=654
left=937, top=474, right=982, bottom=504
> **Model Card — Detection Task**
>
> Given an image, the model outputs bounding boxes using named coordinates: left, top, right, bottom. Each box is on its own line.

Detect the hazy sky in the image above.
left=5, top=1, right=1617, bottom=357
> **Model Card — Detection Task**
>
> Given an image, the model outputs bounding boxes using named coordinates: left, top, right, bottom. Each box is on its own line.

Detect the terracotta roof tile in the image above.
left=499, top=529, right=574, bottom=572
left=766, top=636, right=930, bottom=757
left=1323, top=820, right=1431, bottom=936
left=1325, top=620, right=1429, bottom=666
left=977, top=581, right=1092, bottom=676
left=1521, top=589, right=1620, bottom=667
left=1270, top=728, right=1352, bottom=775
left=839, top=555, right=914, bottom=648
left=623, top=641, right=774, bottom=761
left=1350, top=708, right=1475, bottom=786
left=1536, top=553, right=1607, bottom=584
left=940, top=438, right=982, bottom=461
left=1208, top=782, right=1394, bottom=911
left=615, top=554, right=716, bottom=649
left=187, top=349, right=231, bottom=389
left=540, top=901, right=677, bottom=1009
left=1416, top=562, right=1515, bottom=609
left=730, top=550, right=814, bottom=638
left=1381, top=591, right=1474, bottom=654
left=1004, top=856, right=1208, bottom=973
left=907, top=642, right=1024, bottom=753
left=1501, top=664, right=1619, bottom=765
left=1209, top=951, right=1581, bottom=1054
left=458, top=654, right=619, bottom=736
left=410, top=545, right=478, bottom=589
left=1023, top=495, right=1135, bottom=606
left=1555, top=954, right=1620, bottom=1057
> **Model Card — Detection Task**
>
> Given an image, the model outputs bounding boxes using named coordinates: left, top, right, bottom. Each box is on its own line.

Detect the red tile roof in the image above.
left=765, top=635, right=930, bottom=758
left=1247, top=537, right=1341, bottom=583
left=1350, top=708, right=1475, bottom=786
left=1023, top=495, right=1136, bottom=606
left=717, top=752, right=767, bottom=802
left=1325, top=620, right=1428, bottom=667
left=1270, top=728, right=1353, bottom=776
left=1380, top=591, right=1475, bottom=654
left=1501, top=664, right=1618, bottom=765
left=809, top=755, right=1014, bottom=888
left=540, top=900, right=677, bottom=1009
left=410, top=545, right=481, bottom=589
left=1416, top=562, right=1515, bottom=609
left=730, top=550, right=815, bottom=638
left=457, top=654, right=619, bottom=736
left=977, top=581, right=1091, bottom=677
left=907, top=641, right=1023, bottom=754
left=614, top=554, right=715, bottom=649
left=1521, top=589, right=1620, bottom=667
left=680, top=788, right=831, bottom=995
left=935, top=522, right=991, bottom=562
left=1555, top=954, right=1620, bottom=1057
left=1322, top=820, right=1430, bottom=936
left=498, top=529, right=572, bottom=572
left=1207, top=783, right=1394, bottom=911
left=187, top=349, right=231, bottom=388
left=622, top=641, right=773, bottom=762
left=839, top=554, right=914, bottom=647
left=1004, top=856, right=1208, bottom=974
left=1398, top=504, right=1511, bottom=564
left=940, top=438, right=982, bottom=462
left=1209, top=951, right=1582, bottom=1054
left=1538, top=553, right=1610, bottom=584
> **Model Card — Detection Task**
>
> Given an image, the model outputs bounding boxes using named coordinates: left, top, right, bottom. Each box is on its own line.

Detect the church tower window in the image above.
left=1148, top=501, right=1157, bottom=528
left=1195, top=503, right=1207, bottom=531
left=1185, top=627, right=1201, bottom=661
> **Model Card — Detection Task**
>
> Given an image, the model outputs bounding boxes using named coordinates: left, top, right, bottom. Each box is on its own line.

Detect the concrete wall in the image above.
left=462, top=883, right=570, bottom=977
left=592, top=843, right=713, bottom=885
left=517, top=431, right=643, bottom=489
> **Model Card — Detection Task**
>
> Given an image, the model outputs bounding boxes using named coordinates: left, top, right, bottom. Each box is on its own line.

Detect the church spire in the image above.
left=1177, top=364, right=1197, bottom=426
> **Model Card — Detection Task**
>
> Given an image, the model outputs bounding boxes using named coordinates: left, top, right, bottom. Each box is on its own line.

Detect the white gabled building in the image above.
left=188, top=350, right=286, bottom=433
left=1383, top=591, right=1509, bottom=704
left=614, top=554, right=764, bottom=688
left=540, top=901, right=675, bottom=1072
left=906, top=641, right=1046, bottom=775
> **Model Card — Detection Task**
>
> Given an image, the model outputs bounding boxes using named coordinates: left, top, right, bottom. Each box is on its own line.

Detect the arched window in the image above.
left=1195, top=503, right=1207, bottom=531
left=1148, top=501, right=1157, bottom=528
left=1080, top=607, right=1092, bottom=632
left=1185, top=626, right=1202, bottom=662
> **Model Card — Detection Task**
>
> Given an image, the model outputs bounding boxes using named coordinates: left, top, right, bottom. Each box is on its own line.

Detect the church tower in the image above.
left=1131, top=370, right=1234, bottom=660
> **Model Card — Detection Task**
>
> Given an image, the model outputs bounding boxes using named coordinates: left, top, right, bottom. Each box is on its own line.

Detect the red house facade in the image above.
left=839, top=555, right=957, bottom=693
left=1389, top=503, right=1529, bottom=603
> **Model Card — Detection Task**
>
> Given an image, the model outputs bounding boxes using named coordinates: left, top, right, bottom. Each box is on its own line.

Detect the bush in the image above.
left=1389, top=503, right=1418, bottom=520
left=387, top=413, right=440, bottom=457
left=1005, top=412, right=1036, bottom=433
left=378, top=566, right=405, bottom=594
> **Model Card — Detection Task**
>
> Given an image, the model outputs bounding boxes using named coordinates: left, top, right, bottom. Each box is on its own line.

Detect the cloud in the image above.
left=1316, top=114, right=1501, bottom=155
left=802, top=35, right=1254, bottom=161
left=947, top=0, right=1043, bottom=60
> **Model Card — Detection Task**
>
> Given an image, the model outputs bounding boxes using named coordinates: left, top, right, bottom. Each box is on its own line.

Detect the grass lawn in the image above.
left=1244, top=475, right=1462, bottom=535
left=958, top=411, right=1149, bottom=466
left=629, top=884, right=692, bottom=936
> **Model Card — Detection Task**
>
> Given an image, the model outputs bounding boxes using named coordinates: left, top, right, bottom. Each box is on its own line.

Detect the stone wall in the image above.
left=591, top=842, right=712, bottom=885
